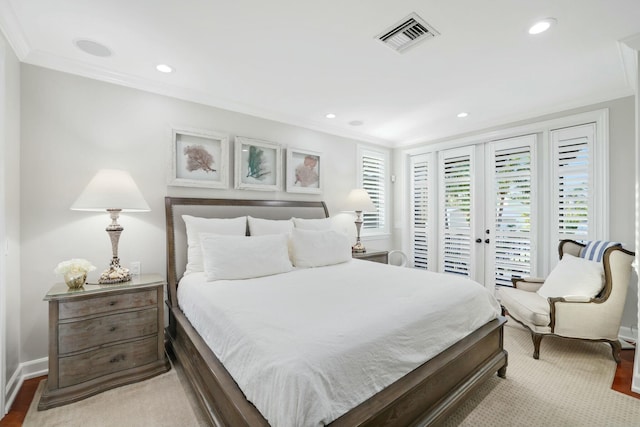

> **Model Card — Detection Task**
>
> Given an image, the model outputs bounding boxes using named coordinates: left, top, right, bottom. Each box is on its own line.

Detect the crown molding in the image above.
left=0, top=1, right=30, bottom=59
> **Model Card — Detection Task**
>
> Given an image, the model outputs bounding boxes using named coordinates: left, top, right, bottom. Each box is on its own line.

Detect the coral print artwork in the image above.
left=170, top=128, right=229, bottom=189
left=176, top=134, right=220, bottom=180
left=235, top=137, right=282, bottom=191
left=286, top=149, right=322, bottom=194
left=294, top=155, right=319, bottom=188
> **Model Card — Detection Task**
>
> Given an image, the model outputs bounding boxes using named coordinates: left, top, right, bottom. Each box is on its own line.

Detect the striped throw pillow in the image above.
left=580, top=240, right=621, bottom=262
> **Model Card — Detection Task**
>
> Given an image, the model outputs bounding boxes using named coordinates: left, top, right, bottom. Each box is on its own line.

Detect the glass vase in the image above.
left=64, top=271, right=87, bottom=289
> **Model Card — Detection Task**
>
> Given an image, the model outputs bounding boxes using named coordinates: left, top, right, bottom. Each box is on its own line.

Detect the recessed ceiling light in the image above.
left=74, top=39, right=112, bottom=57
left=349, top=120, right=364, bottom=126
left=457, top=112, right=469, bottom=118
left=528, top=18, right=556, bottom=35
left=156, top=64, right=174, bottom=73
left=325, top=113, right=336, bottom=119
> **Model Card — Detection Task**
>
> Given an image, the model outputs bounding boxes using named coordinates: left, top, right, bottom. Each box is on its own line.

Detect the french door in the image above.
left=411, top=134, right=537, bottom=288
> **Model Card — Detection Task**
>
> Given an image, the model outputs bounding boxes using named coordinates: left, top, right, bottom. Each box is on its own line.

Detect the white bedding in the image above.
left=178, top=259, right=501, bottom=427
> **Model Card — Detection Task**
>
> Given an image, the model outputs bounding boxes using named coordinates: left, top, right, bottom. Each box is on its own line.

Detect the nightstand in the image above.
left=38, top=274, right=170, bottom=410
left=352, top=249, right=389, bottom=264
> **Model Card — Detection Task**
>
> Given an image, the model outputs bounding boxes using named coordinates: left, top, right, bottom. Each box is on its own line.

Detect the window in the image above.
left=551, top=123, right=595, bottom=242
left=405, top=109, right=608, bottom=289
left=358, top=147, right=389, bottom=235
left=410, top=153, right=434, bottom=269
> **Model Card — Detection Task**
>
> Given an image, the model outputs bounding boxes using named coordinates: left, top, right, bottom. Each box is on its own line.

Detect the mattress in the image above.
left=178, top=259, right=501, bottom=427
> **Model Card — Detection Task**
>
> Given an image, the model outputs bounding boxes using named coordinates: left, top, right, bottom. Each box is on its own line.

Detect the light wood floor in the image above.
left=1, top=350, right=637, bottom=426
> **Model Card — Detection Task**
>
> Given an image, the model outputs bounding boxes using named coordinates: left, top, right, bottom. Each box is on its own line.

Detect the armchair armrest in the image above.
left=511, top=277, right=545, bottom=292
left=548, top=297, right=618, bottom=339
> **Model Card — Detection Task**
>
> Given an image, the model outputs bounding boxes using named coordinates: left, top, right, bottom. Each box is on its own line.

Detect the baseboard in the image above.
left=619, top=326, right=638, bottom=344
left=4, top=366, right=21, bottom=415
left=4, top=357, right=48, bottom=413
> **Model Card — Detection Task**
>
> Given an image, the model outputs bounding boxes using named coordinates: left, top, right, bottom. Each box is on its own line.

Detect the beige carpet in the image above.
left=24, top=323, right=640, bottom=426
left=23, top=363, right=208, bottom=427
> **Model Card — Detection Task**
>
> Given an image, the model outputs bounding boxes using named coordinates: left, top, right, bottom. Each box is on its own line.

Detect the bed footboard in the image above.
left=167, top=307, right=507, bottom=427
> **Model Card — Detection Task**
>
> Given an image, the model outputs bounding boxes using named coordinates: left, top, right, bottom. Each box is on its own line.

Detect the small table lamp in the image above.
left=71, top=169, right=150, bottom=284
left=344, top=188, right=376, bottom=253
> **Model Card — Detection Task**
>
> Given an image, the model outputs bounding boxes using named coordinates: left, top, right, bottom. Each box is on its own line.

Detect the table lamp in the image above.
left=71, top=169, right=150, bottom=284
left=343, top=188, right=376, bottom=253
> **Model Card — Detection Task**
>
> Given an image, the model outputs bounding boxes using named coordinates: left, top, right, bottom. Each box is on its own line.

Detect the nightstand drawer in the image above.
left=58, top=336, right=158, bottom=388
left=58, top=308, right=158, bottom=354
left=59, top=289, right=157, bottom=319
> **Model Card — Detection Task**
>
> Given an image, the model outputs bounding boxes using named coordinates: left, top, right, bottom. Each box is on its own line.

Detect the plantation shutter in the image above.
left=551, top=124, right=595, bottom=242
left=410, top=153, right=434, bottom=269
left=361, top=150, right=386, bottom=232
left=439, top=147, right=475, bottom=277
left=487, top=135, right=536, bottom=286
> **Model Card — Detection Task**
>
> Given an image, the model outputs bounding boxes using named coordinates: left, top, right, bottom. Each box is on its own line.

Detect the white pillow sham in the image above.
left=247, top=216, right=294, bottom=235
left=292, top=217, right=333, bottom=231
left=537, top=253, right=604, bottom=299
left=200, top=233, right=292, bottom=281
left=291, top=228, right=351, bottom=268
left=183, top=215, right=247, bottom=275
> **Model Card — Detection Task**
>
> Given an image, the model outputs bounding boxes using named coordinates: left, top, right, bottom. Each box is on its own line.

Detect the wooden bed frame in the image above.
left=164, top=197, right=508, bottom=426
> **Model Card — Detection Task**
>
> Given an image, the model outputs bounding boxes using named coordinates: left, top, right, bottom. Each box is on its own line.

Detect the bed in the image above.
left=164, top=197, right=508, bottom=426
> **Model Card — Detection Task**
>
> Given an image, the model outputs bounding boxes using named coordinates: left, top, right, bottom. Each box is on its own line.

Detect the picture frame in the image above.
left=234, top=136, right=282, bottom=191
left=168, top=127, right=229, bottom=189
left=286, top=148, right=322, bottom=194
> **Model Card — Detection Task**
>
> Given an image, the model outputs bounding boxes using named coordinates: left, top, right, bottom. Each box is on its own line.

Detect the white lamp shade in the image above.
left=71, top=169, right=150, bottom=212
left=343, top=188, right=376, bottom=212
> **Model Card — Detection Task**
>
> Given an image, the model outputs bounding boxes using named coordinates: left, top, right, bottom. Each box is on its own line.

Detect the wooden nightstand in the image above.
left=352, top=249, right=389, bottom=264
left=38, top=274, right=170, bottom=410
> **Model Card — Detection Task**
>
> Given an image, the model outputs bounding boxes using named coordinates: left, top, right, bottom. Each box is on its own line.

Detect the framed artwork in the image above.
left=286, top=148, right=322, bottom=194
left=169, top=127, right=229, bottom=189
left=234, top=137, right=282, bottom=191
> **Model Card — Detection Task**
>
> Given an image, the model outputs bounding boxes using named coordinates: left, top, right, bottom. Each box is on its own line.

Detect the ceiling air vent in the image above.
left=376, top=12, right=439, bottom=53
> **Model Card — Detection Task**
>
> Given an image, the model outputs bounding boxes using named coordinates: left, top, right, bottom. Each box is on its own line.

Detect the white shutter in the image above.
left=410, top=153, right=435, bottom=269
left=361, top=150, right=386, bottom=232
left=439, top=146, right=476, bottom=277
left=551, top=124, right=595, bottom=242
left=486, top=135, right=537, bottom=286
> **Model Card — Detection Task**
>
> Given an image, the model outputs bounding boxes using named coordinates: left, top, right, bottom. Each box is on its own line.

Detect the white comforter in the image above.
left=178, top=259, right=501, bottom=427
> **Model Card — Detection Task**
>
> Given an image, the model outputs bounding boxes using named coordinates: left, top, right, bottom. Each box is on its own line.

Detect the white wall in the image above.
left=0, top=29, right=21, bottom=413
left=393, top=96, right=638, bottom=333
left=19, top=64, right=391, bottom=363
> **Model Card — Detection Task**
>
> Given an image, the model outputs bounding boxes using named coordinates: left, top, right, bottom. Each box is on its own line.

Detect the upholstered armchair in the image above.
left=499, top=239, right=635, bottom=363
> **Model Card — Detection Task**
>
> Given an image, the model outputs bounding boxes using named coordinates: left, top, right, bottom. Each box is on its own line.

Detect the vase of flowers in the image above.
left=54, top=259, right=96, bottom=289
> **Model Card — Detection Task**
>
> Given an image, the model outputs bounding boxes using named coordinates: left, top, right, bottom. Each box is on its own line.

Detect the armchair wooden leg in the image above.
left=609, top=340, right=622, bottom=364
left=531, top=333, right=543, bottom=359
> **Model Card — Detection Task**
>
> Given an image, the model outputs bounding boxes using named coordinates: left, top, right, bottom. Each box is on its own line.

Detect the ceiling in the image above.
left=1, top=0, right=639, bottom=147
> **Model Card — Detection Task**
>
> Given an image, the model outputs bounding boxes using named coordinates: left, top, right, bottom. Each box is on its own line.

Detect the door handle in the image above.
left=475, top=238, right=482, bottom=243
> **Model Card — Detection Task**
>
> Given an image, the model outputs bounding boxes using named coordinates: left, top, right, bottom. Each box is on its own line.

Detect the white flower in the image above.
left=54, top=258, right=97, bottom=275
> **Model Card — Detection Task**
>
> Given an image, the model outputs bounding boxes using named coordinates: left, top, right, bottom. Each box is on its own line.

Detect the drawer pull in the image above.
left=110, top=354, right=126, bottom=364
left=109, top=301, right=117, bottom=306
left=109, top=326, right=117, bottom=332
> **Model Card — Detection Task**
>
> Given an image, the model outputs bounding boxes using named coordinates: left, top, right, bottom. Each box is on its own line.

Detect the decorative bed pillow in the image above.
left=292, top=217, right=333, bottom=231
left=537, top=253, right=604, bottom=299
left=200, top=234, right=292, bottom=281
left=580, top=240, right=621, bottom=262
left=291, top=228, right=351, bottom=268
left=247, top=216, right=294, bottom=235
left=182, top=215, right=247, bottom=275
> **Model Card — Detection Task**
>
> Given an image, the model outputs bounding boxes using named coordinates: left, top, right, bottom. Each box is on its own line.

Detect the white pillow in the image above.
left=200, top=234, right=292, bottom=281
left=291, top=228, right=351, bottom=268
left=292, top=217, right=332, bottom=230
left=247, top=216, right=294, bottom=235
left=182, top=215, right=247, bottom=275
left=537, top=253, right=604, bottom=299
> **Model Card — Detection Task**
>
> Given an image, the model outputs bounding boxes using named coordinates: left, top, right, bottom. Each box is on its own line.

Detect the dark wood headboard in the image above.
left=164, top=197, right=329, bottom=308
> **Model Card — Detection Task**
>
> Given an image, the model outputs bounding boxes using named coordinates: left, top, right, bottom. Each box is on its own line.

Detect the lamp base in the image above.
left=98, top=259, right=131, bottom=284
left=352, top=242, right=367, bottom=253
